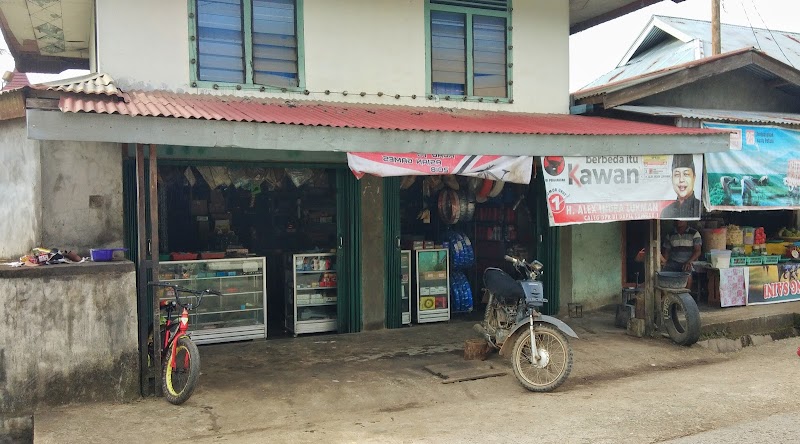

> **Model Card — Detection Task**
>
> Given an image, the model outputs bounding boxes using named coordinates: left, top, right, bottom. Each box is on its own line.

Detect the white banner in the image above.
left=542, top=154, right=705, bottom=226
left=347, top=153, right=533, bottom=184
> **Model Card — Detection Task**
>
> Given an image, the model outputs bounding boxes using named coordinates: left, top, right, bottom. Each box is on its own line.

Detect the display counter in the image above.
left=701, top=261, right=800, bottom=308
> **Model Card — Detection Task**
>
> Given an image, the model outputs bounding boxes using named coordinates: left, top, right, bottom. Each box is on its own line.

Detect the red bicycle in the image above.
left=148, top=282, right=219, bottom=405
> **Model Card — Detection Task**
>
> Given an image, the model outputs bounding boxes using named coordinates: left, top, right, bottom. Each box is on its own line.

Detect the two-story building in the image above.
left=0, top=0, right=730, bottom=410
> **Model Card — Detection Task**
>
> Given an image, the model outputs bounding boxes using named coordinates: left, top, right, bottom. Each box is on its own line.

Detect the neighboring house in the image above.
left=0, top=0, right=728, bottom=410
left=572, top=17, right=800, bottom=308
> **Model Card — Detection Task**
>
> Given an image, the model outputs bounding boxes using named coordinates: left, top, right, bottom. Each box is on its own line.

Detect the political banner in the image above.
left=347, top=153, right=532, bottom=184
left=703, top=123, right=800, bottom=211
left=746, top=263, right=800, bottom=305
left=541, top=154, right=704, bottom=226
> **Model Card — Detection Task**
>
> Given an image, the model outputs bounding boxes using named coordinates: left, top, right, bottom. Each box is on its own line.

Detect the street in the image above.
left=33, top=318, right=800, bottom=444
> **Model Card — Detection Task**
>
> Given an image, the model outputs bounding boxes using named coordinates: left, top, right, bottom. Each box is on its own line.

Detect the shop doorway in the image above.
left=124, top=160, right=361, bottom=354
left=384, top=171, right=557, bottom=326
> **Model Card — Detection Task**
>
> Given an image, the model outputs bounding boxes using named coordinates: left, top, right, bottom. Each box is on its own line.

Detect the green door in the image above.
left=383, top=177, right=402, bottom=329
left=531, top=172, right=561, bottom=316
left=336, top=170, right=362, bottom=333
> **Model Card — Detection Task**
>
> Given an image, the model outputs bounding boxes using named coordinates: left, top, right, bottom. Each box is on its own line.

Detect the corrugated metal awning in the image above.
left=26, top=74, right=733, bottom=156
left=615, top=105, right=800, bottom=127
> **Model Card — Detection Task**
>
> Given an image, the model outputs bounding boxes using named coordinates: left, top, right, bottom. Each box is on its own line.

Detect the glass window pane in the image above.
left=197, top=0, right=245, bottom=83
left=431, top=11, right=465, bottom=96
left=473, top=15, right=506, bottom=97
left=252, top=0, right=299, bottom=87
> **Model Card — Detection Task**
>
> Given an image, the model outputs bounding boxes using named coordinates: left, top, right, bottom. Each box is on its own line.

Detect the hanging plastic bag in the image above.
left=286, top=168, right=313, bottom=188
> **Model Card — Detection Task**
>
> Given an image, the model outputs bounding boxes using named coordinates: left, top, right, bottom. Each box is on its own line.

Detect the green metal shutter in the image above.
left=384, top=177, right=402, bottom=329
left=533, top=172, right=561, bottom=316
left=336, top=170, right=363, bottom=333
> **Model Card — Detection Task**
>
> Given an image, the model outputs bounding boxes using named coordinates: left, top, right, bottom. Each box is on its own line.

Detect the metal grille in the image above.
left=430, top=0, right=509, bottom=11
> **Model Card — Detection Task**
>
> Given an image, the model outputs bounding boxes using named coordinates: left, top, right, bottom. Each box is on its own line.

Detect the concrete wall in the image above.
left=0, top=119, right=41, bottom=260
left=639, top=70, right=800, bottom=113
left=95, top=0, right=569, bottom=114
left=360, top=175, right=386, bottom=331
left=0, top=262, right=139, bottom=413
left=564, top=223, right=623, bottom=311
left=39, top=140, right=124, bottom=254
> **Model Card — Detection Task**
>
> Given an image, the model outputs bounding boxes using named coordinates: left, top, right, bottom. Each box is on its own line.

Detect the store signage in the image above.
left=703, top=123, right=800, bottom=211
left=541, top=154, right=704, bottom=226
left=747, top=263, right=800, bottom=305
left=346, top=153, right=532, bottom=184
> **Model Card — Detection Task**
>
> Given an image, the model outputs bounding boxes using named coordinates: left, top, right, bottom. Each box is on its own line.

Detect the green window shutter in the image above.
left=427, top=0, right=511, bottom=100
left=196, top=0, right=246, bottom=83
left=252, top=0, right=300, bottom=87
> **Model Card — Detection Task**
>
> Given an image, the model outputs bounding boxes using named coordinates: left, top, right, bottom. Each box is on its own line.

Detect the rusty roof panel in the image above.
left=57, top=89, right=727, bottom=137
left=615, top=105, right=800, bottom=126
left=1, top=72, right=31, bottom=92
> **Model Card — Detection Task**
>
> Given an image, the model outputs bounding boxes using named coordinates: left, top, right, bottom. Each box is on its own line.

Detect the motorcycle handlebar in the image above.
left=504, top=255, right=517, bottom=264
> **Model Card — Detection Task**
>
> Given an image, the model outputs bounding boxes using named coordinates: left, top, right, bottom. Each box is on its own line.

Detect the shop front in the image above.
left=691, top=123, right=800, bottom=309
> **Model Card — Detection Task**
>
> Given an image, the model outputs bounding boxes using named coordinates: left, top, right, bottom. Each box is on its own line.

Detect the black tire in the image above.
left=511, top=324, right=573, bottom=393
left=664, top=293, right=701, bottom=346
left=162, top=336, right=200, bottom=405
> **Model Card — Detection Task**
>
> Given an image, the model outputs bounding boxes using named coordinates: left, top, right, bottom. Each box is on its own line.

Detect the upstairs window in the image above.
left=191, top=0, right=304, bottom=89
left=427, top=0, right=511, bottom=100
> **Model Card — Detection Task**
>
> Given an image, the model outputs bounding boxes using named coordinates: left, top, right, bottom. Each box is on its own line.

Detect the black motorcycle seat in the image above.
left=483, top=267, right=524, bottom=304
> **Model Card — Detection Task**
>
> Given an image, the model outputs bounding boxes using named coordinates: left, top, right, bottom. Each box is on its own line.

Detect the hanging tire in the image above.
left=511, top=324, right=573, bottom=393
left=664, top=293, right=701, bottom=346
left=162, top=336, right=200, bottom=405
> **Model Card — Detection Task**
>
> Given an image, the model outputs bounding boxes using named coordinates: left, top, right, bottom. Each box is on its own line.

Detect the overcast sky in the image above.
left=570, top=0, right=800, bottom=91
left=1, top=1, right=798, bottom=90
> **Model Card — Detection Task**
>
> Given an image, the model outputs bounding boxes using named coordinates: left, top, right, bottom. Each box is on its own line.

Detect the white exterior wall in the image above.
left=95, top=0, right=569, bottom=113
left=0, top=118, right=41, bottom=260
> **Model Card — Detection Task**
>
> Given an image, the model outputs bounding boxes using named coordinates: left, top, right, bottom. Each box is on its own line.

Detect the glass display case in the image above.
left=286, top=253, right=338, bottom=336
left=157, top=257, right=267, bottom=345
left=413, top=248, right=450, bottom=323
left=401, top=250, right=412, bottom=325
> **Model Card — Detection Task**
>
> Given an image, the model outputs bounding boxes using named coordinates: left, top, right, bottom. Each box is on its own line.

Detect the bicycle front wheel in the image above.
left=162, top=336, right=200, bottom=405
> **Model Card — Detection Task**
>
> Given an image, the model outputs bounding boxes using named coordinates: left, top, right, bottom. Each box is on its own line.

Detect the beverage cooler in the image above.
left=413, top=248, right=450, bottom=323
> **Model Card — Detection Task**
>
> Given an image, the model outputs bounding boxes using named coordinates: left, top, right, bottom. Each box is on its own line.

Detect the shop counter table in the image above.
left=703, top=262, right=800, bottom=308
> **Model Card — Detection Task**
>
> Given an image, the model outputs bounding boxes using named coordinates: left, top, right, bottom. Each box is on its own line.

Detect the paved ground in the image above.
left=34, top=309, right=764, bottom=443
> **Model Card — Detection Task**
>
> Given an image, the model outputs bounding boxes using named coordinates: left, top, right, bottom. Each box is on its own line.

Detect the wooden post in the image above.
left=711, top=0, right=721, bottom=55
left=148, top=144, right=162, bottom=396
left=644, top=219, right=660, bottom=335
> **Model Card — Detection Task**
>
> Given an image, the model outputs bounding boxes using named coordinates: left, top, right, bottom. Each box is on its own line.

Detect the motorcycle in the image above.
left=474, top=255, right=577, bottom=392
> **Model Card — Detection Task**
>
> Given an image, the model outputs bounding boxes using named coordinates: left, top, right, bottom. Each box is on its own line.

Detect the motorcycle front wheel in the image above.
left=511, top=324, right=573, bottom=393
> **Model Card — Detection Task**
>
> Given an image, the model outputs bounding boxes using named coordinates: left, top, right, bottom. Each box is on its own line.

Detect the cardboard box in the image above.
left=423, top=241, right=435, bottom=249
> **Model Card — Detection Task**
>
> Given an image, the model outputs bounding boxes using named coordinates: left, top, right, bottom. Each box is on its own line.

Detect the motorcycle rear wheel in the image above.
left=511, top=324, right=572, bottom=393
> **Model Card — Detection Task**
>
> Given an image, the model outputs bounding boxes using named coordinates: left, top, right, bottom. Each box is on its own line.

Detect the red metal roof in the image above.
left=2, top=71, right=30, bottom=91
left=58, top=89, right=726, bottom=136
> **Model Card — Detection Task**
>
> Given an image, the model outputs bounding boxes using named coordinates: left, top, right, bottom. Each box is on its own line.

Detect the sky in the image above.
left=0, top=0, right=798, bottom=90
left=570, top=0, right=800, bottom=91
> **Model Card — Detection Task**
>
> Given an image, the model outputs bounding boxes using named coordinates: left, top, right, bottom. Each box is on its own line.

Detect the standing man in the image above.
left=661, top=220, right=702, bottom=289
left=661, top=155, right=701, bottom=218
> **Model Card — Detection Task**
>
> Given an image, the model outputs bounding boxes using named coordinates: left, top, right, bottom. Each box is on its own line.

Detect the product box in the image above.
left=420, top=287, right=431, bottom=296
left=412, top=241, right=424, bottom=250
left=420, top=296, right=435, bottom=310
left=297, top=294, right=310, bottom=304
left=423, top=241, right=435, bottom=249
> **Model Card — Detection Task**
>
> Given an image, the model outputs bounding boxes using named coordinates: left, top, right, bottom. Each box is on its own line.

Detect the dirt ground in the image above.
left=33, top=311, right=800, bottom=443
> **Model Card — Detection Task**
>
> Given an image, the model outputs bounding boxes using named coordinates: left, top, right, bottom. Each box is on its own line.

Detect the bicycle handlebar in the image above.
left=148, top=281, right=220, bottom=309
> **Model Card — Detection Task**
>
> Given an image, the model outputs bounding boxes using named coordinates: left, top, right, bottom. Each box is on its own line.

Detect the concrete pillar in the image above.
left=360, top=175, right=386, bottom=330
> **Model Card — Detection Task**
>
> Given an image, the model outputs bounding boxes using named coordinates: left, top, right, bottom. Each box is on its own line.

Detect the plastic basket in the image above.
left=745, top=256, right=763, bottom=266
left=763, top=255, right=780, bottom=265
left=730, top=256, right=748, bottom=267
left=90, top=248, right=127, bottom=262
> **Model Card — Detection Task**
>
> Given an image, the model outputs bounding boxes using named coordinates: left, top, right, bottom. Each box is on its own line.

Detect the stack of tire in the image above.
left=444, top=231, right=474, bottom=313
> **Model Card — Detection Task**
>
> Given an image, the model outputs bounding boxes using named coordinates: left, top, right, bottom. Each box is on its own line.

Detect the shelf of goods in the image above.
left=401, top=250, right=412, bottom=325
left=413, top=248, right=450, bottom=323
left=286, top=253, right=338, bottom=336
left=157, top=257, right=267, bottom=345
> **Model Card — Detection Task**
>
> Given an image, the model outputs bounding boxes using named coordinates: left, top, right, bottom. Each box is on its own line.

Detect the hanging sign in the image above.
left=541, top=154, right=704, bottom=226
left=747, top=263, right=800, bottom=305
left=703, top=123, right=800, bottom=211
left=346, top=153, right=532, bottom=184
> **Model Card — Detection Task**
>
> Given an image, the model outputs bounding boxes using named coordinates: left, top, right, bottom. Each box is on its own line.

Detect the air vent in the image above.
left=430, top=0, right=509, bottom=12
